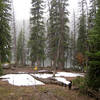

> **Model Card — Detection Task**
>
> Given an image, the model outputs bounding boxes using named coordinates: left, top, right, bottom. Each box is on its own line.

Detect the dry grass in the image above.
left=0, top=67, right=94, bottom=100
left=0, top=80, right=95, bottom=100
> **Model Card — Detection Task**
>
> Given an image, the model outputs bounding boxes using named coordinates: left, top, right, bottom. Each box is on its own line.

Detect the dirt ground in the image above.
left=0, top=81, right=94, bottom=100
left=3, top=67, right=36, bottom=74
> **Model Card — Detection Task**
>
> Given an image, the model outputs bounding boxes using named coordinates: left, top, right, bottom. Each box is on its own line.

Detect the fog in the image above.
left=13, top=0, right=90, bottom=39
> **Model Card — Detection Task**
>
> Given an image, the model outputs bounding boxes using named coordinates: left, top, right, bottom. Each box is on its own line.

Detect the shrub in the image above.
left=0, top=62, right=3, bottom=76
left=72, top=77, right=88, bottom=94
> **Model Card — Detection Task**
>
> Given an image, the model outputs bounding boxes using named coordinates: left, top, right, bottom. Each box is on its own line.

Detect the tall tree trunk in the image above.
left=11, top=0, right=17, bottom=65
left=51, top=60, right=53, bottom=67
left=37, top=57, right=41, bottom=67
left=73, top=11, right=76, bottom=68
left=58, top=0, right=65, bottom=69
left=43, top=59, right=44, bottom=67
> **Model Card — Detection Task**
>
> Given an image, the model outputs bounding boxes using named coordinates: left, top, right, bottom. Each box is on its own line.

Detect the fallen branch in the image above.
left=0, top=78, right=10, bottom=80
left=31, top=75, right=68, bottom=87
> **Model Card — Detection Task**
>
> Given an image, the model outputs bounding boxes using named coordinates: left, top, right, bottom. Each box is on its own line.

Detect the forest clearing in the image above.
left=0, top=0, right=100, bottom=100
left=0, top=67, right=95, bottom=100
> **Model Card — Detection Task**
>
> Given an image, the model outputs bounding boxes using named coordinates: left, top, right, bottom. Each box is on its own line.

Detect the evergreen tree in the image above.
left=29, top=0, right=45, bottom=66
left=87, top=0, right=100, bottom=91
left=47, top=0, right=69, bottom=70
left=0, top=62, right=3, bottom=75
left=17, top=29, right=25, bottom=65
left=70, top=11, right=77, bottom=68
left=88, top=0, right=97, bottom=29
left=77, top=0, right=87, bottom=70
left=0, top=0, right=11, bottom=63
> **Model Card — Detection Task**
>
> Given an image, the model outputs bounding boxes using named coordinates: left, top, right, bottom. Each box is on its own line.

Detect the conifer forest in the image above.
left=0, top=0, right=100, bottom=100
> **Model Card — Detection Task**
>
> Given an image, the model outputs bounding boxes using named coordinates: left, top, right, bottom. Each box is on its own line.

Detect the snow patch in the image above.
left=33, top=74, right=53, bottom=79
left=0, top=72, right=84, bottom=86
left=2, top=63, right=9, bottom=67
left=32, top=72, right=84, bottom=79
left=55, top=72, right=84, bottom=77
left=55, top=77, right=70, bottom=85
left=18, top=72, right=25, bottom=74
left=38, top=70, right=49, bottom=73
left=0, top=74, right=44, bottom=86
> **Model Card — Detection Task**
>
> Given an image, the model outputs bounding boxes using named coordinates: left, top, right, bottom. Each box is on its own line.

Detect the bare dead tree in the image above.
left=11, top=0, right=17, bottom=64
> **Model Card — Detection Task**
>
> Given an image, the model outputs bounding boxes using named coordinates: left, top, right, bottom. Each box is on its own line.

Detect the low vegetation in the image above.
left=0, top=81, right=94, bottom=100
left=0, top=62, right=3, bottom=76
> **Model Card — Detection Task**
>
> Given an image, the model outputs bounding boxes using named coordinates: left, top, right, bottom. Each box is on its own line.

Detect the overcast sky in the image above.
left=13, top=0, right=87, bottom=21
left=13, top=0, right=90, bottom=37
left=13, top=0, right=31, bottom=20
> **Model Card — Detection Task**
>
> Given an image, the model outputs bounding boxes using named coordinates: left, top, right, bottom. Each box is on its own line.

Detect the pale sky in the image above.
left=13, top=0, right=31, bottom=20
left=13, top=0, right=90, bottom=37
left=13, top=0, right=81, bottom=21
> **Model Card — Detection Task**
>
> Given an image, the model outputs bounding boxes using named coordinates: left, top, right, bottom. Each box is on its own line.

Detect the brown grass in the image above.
left=0, top=81, right=94, bottom=100
left=0, top=68, right=94, bottom=100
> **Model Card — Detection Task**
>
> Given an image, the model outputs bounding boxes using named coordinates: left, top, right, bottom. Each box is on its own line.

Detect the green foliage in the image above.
left=47, top=0, right=69, bottom=69
left=86, top=0, right=100, bottom=91
left=87, top=51, right=100, bottom=58
left=29, top=0, right=45, bottom=65
left=0, top=0, right=11, bottom=63
left=73, top=77, right=87, bottom=93
left=0, top=62, right=3, bottom=76
left=17, top=29, right=25, bottom=65
left=76, top=0, right=87, bottom=71
left=77, top=0, right=87, bottom=55
left=84, top=66, right=88, bottom=72
left=86, top=62, right=100, bottom=90
left=73, top=76, right=85, bottom=87
left=88, top=0, right=96, bottom=29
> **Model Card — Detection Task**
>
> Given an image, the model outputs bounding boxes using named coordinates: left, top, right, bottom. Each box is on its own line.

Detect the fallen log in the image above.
left=38, top=70, right=53, bottom=74
left=0, top=78, right=10, bottom=80
left=31, top=75, right=68, bottom=87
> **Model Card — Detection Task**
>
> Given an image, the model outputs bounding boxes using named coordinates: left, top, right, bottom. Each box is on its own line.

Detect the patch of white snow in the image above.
left=55, top=72, right=84, bottom=77
left=55, top=77, right=70, bottom=85
left=38, top=70, right=49, bottom=73
left=0, top=74, right=44, bottom=86
left=33, top=74, right=53, bottom=79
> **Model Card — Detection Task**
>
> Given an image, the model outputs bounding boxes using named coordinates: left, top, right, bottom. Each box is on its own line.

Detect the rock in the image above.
left=2, top=63, right=10, bottom=69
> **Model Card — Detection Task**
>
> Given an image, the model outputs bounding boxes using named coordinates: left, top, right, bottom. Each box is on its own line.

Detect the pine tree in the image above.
left=69, top=32, right=75, bottom=68
left=0, top=0, right=11, bottom=63
left=47, top=0, right=69, bottom=69
left=88, top=0, right=97, bottom=29
left=87, top=0, right=100, bottom=91
left=77, top=0, right=87, bottom=70
left=22, top=21, right=26, bottom=65
left=17, top=29, right=25, bottom=65
left=70, top=11, right=77, bottom=68
left=29, top=0, right=45, bottom=66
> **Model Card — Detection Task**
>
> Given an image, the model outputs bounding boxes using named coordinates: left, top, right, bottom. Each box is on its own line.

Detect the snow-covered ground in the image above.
left=38, top=70, right=49, bottom=73
left=32, top=71, right=84, bottom=85
left=32, top=74, right=53, bottom=79
left=55, top=77, right=70, bottom=85
left=33, top=71, right=84, bottom=79
left=55, top=72, right=84, bottom=77
left=0, top=74, right=44, bottom=86
left=0, top=71, right=84, bottom=86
